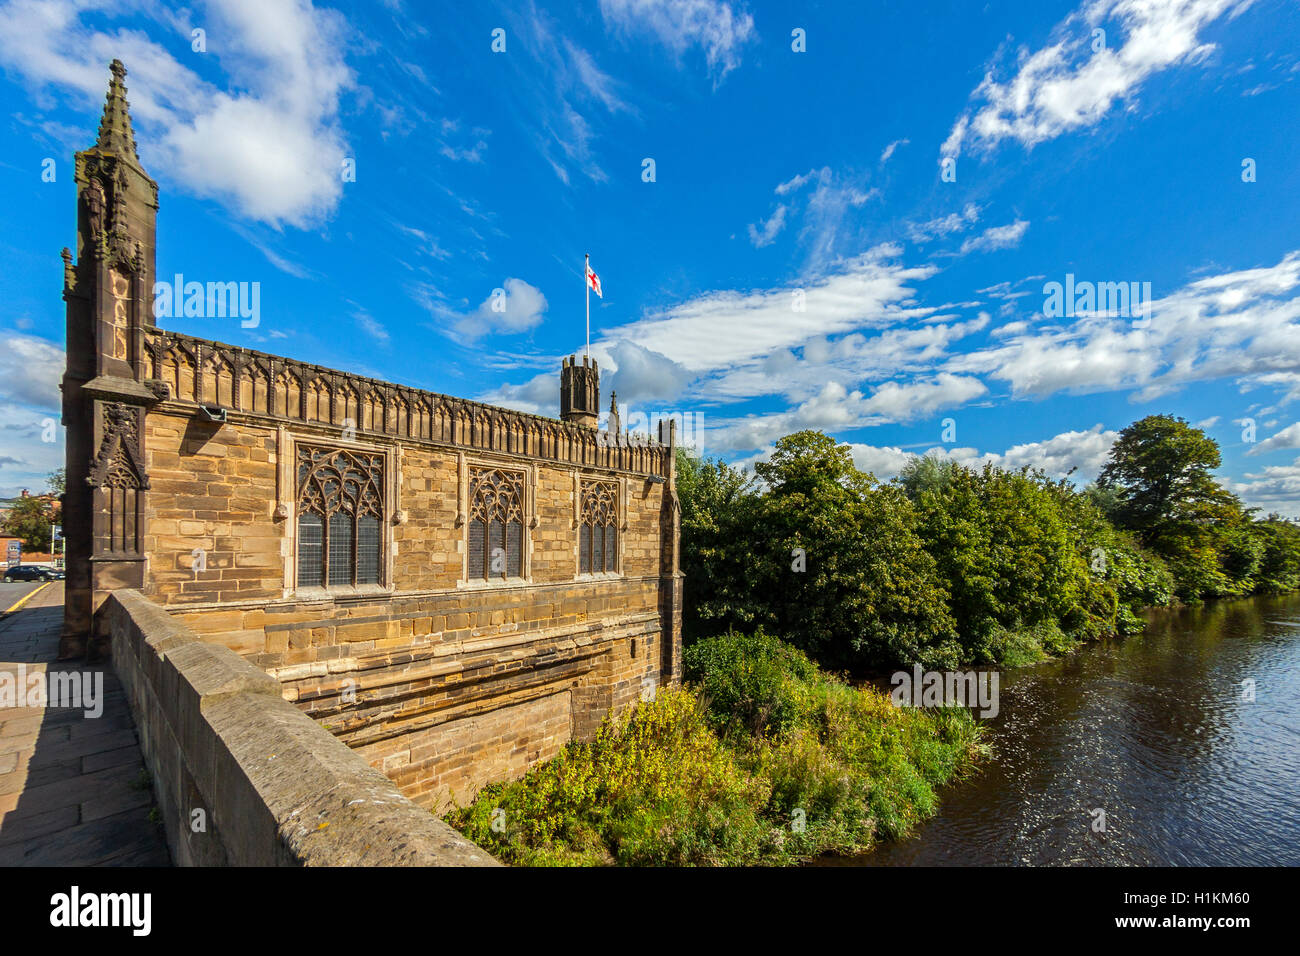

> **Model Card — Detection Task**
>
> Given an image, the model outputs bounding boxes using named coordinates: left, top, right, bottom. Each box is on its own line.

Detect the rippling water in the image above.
left=832, top=594, right=1300, bottom=866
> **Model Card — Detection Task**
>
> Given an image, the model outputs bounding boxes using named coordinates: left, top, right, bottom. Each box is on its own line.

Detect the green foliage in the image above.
left=909, top=464, right=1106, bottom=662
left=1097, top=414, right=1277, bottom=602
left=751, top=433, right=960, bottom=670
left=1099, top=414, right=1234, bottom=532
left=675, top=449, right=765, bottom=638
left=681, top=630, right=821, bottom=738
left=1256, top=517, right=1300, bottom=593
left=2, top=495, right=54, bottom=551
left=449, top=635, right=984, bottom=866
left=898, top=454, right=959, bottom=501
left=675, top=420, right=1300, bottom=671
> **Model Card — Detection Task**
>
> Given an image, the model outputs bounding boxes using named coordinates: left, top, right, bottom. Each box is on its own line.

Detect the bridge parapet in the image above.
left=107, top=589, right=497, bottom=866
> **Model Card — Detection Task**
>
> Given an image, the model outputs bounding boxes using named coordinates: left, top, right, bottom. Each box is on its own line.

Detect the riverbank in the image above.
left=445, top=632, right=985, bottom=866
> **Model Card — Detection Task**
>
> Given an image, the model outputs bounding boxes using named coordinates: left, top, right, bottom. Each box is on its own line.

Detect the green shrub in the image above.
left=448, top=633, right=985, bottom=866
left=682, top=630, right=822, bottom=738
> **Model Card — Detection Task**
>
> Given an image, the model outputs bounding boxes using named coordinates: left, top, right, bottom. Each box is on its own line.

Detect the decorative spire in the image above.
left=94, top=59, right=141, bottom=163
left=608, top=390, right=621, bottom=438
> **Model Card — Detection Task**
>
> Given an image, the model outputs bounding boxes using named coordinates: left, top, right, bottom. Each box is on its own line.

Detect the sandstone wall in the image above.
left=106, top=588, right=497, bottom=865
left=133, top=344, right=682, bottom=810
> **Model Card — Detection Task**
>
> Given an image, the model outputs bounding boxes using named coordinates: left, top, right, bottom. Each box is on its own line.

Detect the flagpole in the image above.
left=585, top=252, right=590, bottom=360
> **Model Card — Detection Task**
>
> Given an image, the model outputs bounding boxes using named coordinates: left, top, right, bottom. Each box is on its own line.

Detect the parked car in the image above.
left=3, top=565, right=57, bottom=582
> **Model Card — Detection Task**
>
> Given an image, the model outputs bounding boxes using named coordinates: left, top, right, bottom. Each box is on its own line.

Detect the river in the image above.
left=832, top=593, right=1300, bottom=866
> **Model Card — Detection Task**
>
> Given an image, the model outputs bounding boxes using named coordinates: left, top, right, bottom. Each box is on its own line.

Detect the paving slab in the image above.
left=0, top=586, right=170, bottom=866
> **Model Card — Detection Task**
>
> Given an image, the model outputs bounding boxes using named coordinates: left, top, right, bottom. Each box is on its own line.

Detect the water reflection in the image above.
left=828, top=594, right=1300, bottom=866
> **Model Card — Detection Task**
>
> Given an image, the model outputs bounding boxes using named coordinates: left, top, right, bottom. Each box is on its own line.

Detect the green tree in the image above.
left=47, top=468, right=66, bottom=496
left=897, top=454, right=958, bottom=501
left=750, top=432, right=959, bottom=669
left=911, top=463, right=1112, bottom=663
left=676, top=450, right=765, bottom=638
left=2, top=495, right=54, bottom=551
left=1098, top=415, right=1234, bottom=533
left=1256, top=516, right=1300, bottom=593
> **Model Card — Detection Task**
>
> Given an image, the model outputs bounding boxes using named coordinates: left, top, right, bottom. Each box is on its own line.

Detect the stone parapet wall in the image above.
left=107, top=588, right=497, bottom=865
left=142, top=327, right=667, bottom=475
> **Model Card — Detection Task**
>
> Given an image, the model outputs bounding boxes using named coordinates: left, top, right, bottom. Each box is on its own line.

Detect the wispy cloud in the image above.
left=959, top=219, right=1030, bottom=255
left=747, top=204, right=787, bottom=247
left=942, top=0, right=1251, bottom=158
left=599, top=0, right=757, bottom=82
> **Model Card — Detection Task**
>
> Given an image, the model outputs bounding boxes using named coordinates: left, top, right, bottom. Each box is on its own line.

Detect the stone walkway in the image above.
left=0, top=584, right=170, bottom=865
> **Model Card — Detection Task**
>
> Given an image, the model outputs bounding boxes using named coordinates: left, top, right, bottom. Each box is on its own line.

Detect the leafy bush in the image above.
left=682, top=630, right=822, bottom=738
left=449, top=633, right=984, bottom=866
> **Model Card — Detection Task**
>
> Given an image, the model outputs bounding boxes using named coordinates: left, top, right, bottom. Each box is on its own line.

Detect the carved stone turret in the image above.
left=61, top=60, right=161, bottom=660
left=560, top=354, right=599, bottom=428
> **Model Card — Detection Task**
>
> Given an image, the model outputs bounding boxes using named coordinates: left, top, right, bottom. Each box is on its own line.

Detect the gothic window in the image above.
left=296, top=444, right=384, bottom=589
left=579, top=481, right=618, bottom=574
left=467, top=467, right=526, bottom=581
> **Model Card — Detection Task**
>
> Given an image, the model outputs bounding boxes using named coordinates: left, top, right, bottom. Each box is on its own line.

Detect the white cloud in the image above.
left=959, top=219, right=1030, bottom=255
left=354, top=311, right=390, bottom=345
left=596, top=244, right=937, bottom=375
left=0, top=0, right=357, bottom=228
left=738, top=424, right=1119, bottom=485
left=0, top=335, right=65, bottom=496
left=859, top=373, right=988, bottom=421
left=0, top=334, right=64, bottom=409
left=453, top=278, right=549, bottom=340
left=943, top=0, right=1250, bottom=158
left=948, top=251, right=1300, bottom=402
left=706, top=374, right=987, bottom=456
left=477, top=370, right=556, bottom=416
left=880, top=138, right=909, bottom=163
left=1227, top=457, right=1300, bottom=516
left=508, top=4, right=630, bottom=185
left=905, top=203, right=981, bottom=242
left=855, top=424, right=1119, bottom=483
left=747, top=204, right=787, bottom=247
left=775, top=169, right=817, bottom=195
left=599, top=0, right=757, bottom=81
left=1248, top=421, right=1300, bottom=456
left=599, top=340, right=694, bottom=405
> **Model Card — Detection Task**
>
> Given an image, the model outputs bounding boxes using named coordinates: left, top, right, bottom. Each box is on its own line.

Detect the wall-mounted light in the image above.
left=198, top=404, right=227, bottom=424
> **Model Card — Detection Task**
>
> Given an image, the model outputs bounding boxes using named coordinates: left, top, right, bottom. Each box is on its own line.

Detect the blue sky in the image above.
left=2, top=0, right=1300, bottom=515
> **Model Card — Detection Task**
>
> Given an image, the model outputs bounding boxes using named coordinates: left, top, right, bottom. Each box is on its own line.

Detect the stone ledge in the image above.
left=106, top=589, right=496, bottom=867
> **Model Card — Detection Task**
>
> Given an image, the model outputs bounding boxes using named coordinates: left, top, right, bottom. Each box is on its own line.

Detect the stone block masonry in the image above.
left=59, top=60, right=685, bottom=828
left=107, top=588, right=496, bottom=865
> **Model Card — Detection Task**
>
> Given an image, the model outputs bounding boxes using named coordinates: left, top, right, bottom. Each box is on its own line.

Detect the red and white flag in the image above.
left=586, top=261, right=603, bottom=298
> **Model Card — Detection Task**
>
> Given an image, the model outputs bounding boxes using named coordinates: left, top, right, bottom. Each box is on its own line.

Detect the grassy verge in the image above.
left=445, top=632, right=986, bottom=866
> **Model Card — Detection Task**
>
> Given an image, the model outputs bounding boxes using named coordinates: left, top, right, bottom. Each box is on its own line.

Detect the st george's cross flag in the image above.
left=586, top=261, right=603, bottom=298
